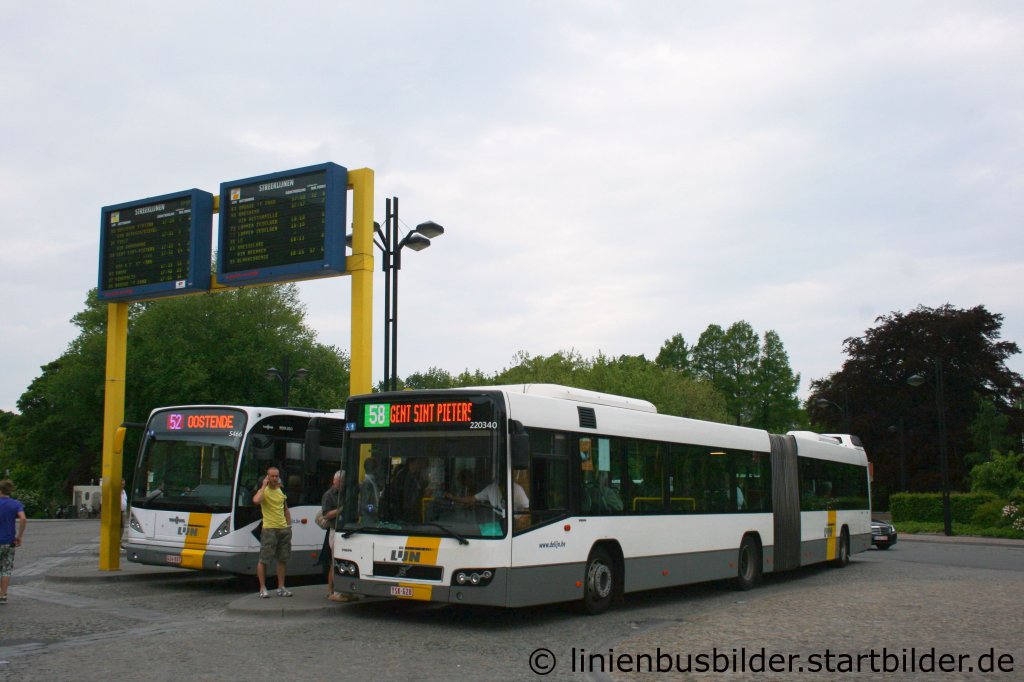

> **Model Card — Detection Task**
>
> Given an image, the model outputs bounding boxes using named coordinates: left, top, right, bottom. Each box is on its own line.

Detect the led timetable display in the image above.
left=98, top=189, right=213, bottom=302
left=217, top=162, right=348, bottom=286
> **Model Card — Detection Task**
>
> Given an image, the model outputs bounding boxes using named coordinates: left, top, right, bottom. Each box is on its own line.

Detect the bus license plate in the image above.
left=166, top=555, right=182, bottom=564
left=390, top=586, right=414, bottom=597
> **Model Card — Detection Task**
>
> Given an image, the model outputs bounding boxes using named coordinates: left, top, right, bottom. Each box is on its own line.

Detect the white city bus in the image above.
left=125, top=405, right=344, bottom=575
left=333, top=384, right=871, bottom=613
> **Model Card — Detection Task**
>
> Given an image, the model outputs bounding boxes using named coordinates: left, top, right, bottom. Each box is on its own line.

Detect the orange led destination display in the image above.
left=362, top=400, right=491, bottom=429
left=152, top=408, right=246, bottom=437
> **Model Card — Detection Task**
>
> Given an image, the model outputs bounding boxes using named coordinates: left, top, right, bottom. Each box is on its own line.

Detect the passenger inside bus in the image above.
left=445, top=477, right=529, bottom=519
left=358, top=457, right=381, bottom=524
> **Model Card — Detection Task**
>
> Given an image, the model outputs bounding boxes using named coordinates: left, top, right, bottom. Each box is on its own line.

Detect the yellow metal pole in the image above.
left=99, top=301, right=129, bottom=570
left=347, top=168, right=375, bottom=397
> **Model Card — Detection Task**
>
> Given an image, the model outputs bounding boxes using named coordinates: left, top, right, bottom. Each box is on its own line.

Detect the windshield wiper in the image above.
left=341, top=526, right=369, bottom=539
left=423, top=522, right=470, bottom=545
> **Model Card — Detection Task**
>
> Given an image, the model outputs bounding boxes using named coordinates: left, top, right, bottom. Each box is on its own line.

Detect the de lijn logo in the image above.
left=390, top=545, right=430, bottom=563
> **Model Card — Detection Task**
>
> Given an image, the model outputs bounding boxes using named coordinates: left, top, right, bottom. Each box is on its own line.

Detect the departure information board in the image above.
left=98, top=189, right=213, bottom=302
left=217, top=162, right=348, bottom=286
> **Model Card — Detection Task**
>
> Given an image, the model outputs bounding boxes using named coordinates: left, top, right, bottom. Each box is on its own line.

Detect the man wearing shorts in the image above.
left=0, top=479, right=27, bottom=605
left=252, top=467, right=292, bottom=598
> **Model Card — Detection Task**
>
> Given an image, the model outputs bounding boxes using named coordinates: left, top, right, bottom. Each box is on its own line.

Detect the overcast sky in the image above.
left=2, top=1, right=1022, bottom=413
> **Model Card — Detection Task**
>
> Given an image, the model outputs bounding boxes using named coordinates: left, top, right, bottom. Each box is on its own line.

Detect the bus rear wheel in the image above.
left=830, top=529, right=850, bottom=568
left=734, top=535, right=761, bottom=591
left=582, top=547, right=614, bottom=615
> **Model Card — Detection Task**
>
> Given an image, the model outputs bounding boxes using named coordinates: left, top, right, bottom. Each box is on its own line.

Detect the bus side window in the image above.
left=526, top=429, right=569, bottom=528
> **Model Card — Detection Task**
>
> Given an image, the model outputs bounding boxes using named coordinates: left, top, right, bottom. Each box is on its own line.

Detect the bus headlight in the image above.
left=211, top=517, right=232, bottom=539
left=335, top=560, right=359, bottom=577
left=453, top=569, right=494, bottom=587
left=129, top=512, right=143, bottom=533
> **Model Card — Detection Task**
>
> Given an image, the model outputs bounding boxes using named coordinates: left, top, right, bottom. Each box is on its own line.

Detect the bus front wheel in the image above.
left=582, top=547, right=614, bottom=615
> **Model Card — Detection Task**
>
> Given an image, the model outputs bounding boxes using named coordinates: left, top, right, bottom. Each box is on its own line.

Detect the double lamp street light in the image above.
left=348, top=196, right=444, bottom=391
left=265, top=356, right=308, bottom=407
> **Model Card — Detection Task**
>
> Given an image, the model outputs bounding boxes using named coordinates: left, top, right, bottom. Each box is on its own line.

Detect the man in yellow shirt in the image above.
left=253, top=467, right=293, bottom=598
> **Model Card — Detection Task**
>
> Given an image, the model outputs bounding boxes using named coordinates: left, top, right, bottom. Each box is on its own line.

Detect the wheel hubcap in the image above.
left=588, top=561, right=612, bottom=599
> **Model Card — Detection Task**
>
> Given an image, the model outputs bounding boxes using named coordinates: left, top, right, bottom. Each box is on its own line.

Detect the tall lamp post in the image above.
left=265, top=356, right=309, bottom=407
left=888, top=417, right=908, bottom=492
left=908, top=358, right=952, bottom=536
left=349, top=197, right=444, bottom=391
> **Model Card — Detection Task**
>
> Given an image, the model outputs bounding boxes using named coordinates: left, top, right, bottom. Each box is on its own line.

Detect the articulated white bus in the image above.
left=125, top=405, right=344, bottom=575
left=333, top=384, right=870, bottom=613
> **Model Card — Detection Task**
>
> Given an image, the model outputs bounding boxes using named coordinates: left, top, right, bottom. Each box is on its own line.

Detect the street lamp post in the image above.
left=265, top=356, right=309, bottom=407
left=814, top=397, right=851, bottom=433
left=908, top=358, right=952, bottom=536
left=354, top=197, right=444, bottom=391
left=888, top=417, right=907, bottom=491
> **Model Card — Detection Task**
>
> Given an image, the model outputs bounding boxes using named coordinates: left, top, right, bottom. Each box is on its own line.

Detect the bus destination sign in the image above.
left=217, top=162, right=348, bottom=286
left=153, top=408, right=246, bottom=437
left=359, top=399, right=495, bottom=430
left=98, top=189, right=213, bottom=302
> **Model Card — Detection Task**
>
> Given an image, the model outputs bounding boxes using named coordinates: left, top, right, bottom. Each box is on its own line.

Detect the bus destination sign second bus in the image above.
left=217, top=162, right=348, bottom=286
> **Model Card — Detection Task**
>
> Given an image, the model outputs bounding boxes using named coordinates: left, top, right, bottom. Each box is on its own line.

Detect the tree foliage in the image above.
left=0, top=286, right=350, bottom=507
left=969, top=451, right=1024, bottom=499
left=684, top=322, right=803, bottom=431
left=491, top=350, right=729, bottom=421
left=808, top=304, right=1023, bottom=502
left=655, top=333, right=691, bottom=373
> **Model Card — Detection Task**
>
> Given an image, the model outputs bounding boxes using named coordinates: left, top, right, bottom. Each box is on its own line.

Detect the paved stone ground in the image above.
left=603, top=550, right=1023, bottom=681
left=2, top=522, right=1022, bottom=681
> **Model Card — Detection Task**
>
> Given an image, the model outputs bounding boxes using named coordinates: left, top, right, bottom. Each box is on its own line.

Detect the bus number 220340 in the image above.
left=469, top=421, right=497, bottom=430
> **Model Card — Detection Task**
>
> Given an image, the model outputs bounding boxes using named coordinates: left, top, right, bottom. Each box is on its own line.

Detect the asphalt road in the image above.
left=1, top=521, right=1021, bottom=681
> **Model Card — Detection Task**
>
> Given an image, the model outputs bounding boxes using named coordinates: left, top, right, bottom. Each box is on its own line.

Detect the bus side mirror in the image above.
left=509, top=420, right=530, bottom=470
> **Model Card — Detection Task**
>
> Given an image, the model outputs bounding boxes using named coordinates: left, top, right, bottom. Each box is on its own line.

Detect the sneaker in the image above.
left=0, top=595, right=7, bottom=604
left=276, top=588, right=293, bottom=597
left=328, top=592, right=352, bottom=602
left=257, top=590, right=270, bottom=599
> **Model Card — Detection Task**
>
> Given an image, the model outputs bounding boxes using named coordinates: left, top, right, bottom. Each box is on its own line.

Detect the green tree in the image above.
left=403, top=367, right=457, bottom=389
left=690, top=322, right=801, bottom=429
left=966, top=396, right=1017, bottom=468
left=969, top=451, right=1024, bottom=499
left=720, top=321, right=761, bottom=425
left=493, top=350, right=729, bottom=422
left=655, top=333, right=691, bottom=373
left=753, top=330, right=803, bottom=431
left=691, top=324, right=727, bottom=384
left=0, top=285, right=349, bottom=507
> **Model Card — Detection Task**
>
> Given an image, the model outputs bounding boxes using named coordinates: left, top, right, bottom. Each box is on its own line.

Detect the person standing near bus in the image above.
left=0, top=479, right=28, bottom=605
left=120, top=478, right=128, bottom=549
left=320, top=470, right=351, bottom=602
left=252, top=467, right=292, bottom=598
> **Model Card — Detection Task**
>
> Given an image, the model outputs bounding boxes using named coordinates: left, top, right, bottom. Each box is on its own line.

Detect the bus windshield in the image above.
left=133, top=435, right=240, bottom=512
left=132, top=407, right=245, bottom=513
left=343, top=431, right=512, bottom=538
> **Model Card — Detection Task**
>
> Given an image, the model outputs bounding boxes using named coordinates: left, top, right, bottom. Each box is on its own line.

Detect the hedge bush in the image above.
left=890, top=492, right=998, bottom=524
